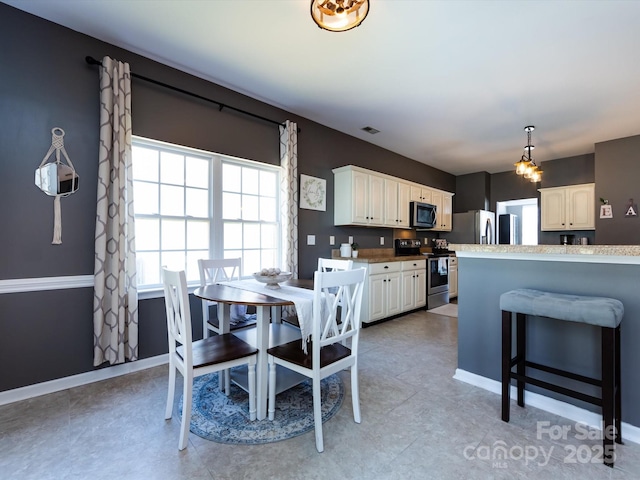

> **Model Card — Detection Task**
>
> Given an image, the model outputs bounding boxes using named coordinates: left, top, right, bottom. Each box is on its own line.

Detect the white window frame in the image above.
left=132, top=136, right=281, bottom=299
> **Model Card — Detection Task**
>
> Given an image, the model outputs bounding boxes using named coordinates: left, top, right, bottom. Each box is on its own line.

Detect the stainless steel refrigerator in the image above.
left=443, top=210, right=496, bottom=244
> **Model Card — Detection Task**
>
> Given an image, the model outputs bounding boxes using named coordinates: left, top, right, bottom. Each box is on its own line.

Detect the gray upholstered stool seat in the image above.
left=500, top=288, right=623, bottom=467
left=499, top=288, right=624, bottom=328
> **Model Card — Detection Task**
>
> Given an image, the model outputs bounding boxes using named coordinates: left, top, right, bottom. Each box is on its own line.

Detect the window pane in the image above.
left=223, top=192, right=242, bottom=219
left=260, top=170, right=277, bottom=197
left=132, top=146, right=159, bottom=182
left=223, top=163, right=241, bottom=192
left=136, top=252, right=160, bottom=286
left=243, top=168, right=259, bottom=193
left=162, top=251, right=186, bottom=272
left=186, top=187, right=208, bottom=218
left=186, top=220, right=209, bottom=250
left=243, top=224, right=261, bottom=249
left=134, top=182, right=159, bottom=215
left=242, top=195, right=259, bottom=221
left=185, top=156, right=209, bottom=188
left=224, top=222, right=242, bottom=249
left=136, top=218, right=160, bottom=250
left=261, top=224, right=277, bottom=249
left=261, top=249, right=277, bottom=271
left=186, top=250, right=209, bottom=283
left=260, top=197, right=276, bottom=222
left=160, top=152, right=184, bottom=185
left=160, top=185, right=184, bottom=216
left=161, top=219, right=185, bottom=250
left=244, top=249, right=261, bottom=275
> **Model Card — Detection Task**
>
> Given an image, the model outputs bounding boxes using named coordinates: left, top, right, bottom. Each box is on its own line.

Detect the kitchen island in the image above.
left=448, top=244, right=640, bottom=437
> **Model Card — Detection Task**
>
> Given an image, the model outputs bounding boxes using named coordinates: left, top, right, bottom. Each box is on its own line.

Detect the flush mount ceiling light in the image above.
left=310, top=0, right=369, bottom=32
left=514, top=125, right=542, bottom=183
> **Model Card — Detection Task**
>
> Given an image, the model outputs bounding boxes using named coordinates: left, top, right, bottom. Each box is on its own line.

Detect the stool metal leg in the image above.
left=516, top=313, right=526, bottom=408
left=501, top=310, right=512, bottom=422
left=615, top=325, right=623, bottom=445
left=602, top=326, right=615, bottom=467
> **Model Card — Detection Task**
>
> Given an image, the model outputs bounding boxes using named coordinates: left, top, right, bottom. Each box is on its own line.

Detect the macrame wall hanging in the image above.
left=34, top=127, right=79, bottom=244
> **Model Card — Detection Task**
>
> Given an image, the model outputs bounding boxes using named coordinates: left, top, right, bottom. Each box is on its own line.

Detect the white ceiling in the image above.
left=5, top=0, right=640, bottom=175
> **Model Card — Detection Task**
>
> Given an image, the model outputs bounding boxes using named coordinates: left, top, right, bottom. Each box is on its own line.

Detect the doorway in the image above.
left=496, top=198, right=538, bottom=245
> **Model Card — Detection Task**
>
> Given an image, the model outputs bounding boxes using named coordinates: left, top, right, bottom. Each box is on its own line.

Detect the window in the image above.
left=132, top=138, right=281, bottom=291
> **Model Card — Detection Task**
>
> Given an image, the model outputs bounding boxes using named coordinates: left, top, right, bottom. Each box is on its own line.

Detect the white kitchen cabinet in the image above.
left=400, top=259, right=427, bottom=311
left=430, top=189, right=453, bottom=231
left=448, top=256, right=458, bottom=299
left=362, top=262, right=402, bottom=323
left=333, top=166, right=385, bottom=226
left=540, top=183, right=595, bottom=231
left=384, top=179, right=412, bottom=228
left=410, top=185, right=432, bottom=204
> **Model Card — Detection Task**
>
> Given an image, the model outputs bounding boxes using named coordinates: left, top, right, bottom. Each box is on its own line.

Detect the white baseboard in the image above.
left=454, top=368, right=640, bottom=445
left=0, top=354, right=169, bottom=407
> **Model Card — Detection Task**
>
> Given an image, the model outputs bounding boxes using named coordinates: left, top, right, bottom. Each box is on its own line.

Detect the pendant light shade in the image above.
left=311, top=0, right=369, bottom=32
left=514, top=125, right=542, bottom=183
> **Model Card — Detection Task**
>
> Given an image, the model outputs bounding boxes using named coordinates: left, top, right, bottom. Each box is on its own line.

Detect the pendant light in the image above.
left=310, top=0, right=369, bottom=32
left=514, top=125, right=542, bottom=183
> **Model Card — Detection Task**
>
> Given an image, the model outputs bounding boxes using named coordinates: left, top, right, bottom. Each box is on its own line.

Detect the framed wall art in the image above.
left=299, top=174, right=326, bottom=211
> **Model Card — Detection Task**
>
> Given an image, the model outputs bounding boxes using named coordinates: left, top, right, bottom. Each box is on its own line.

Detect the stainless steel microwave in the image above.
left=410, top=201, right=437, bottom=228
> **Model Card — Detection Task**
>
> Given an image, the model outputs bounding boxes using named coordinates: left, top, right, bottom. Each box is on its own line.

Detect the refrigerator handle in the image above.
left=486, top=218, right=493, bottom=244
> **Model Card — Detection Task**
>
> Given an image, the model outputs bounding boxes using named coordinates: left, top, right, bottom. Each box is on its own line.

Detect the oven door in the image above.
left=428, top=257, right=449, bottom=294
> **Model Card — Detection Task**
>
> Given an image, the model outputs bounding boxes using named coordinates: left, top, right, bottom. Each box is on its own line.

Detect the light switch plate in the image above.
left=329, top=235, right=335, bottom=245
left=348, top=236, right=353, bottom=244
left=307, top=235, right=316, bottom=246
left=380, top=237, right=385, bottom=245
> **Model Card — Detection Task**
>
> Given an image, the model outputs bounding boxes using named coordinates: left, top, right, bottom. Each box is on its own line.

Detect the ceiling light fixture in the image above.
left=310, top=0, right=369, bottom=32
left=514, top=125, right=542, bottom=183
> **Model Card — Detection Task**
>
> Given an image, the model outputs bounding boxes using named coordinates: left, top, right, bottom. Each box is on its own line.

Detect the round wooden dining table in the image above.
left=193, top=279, right=312, bottom=420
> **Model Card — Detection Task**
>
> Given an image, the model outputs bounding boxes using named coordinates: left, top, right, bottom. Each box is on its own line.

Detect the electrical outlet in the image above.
left=307, top=235, right=315, bottom=246
left=348, top=236, right=353, bottom=244
left=329, top=235, right=335, bottom=245
left=380, top=237, right=385, bottom=245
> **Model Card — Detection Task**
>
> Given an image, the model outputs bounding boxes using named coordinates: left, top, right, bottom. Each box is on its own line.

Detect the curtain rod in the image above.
left=85, top=56, right=286, bottom=129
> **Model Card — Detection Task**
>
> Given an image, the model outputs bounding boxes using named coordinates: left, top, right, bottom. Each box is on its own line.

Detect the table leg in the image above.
left=218, top=303, right=231, bottom=392
left=256, top=305, right=270, bottom=420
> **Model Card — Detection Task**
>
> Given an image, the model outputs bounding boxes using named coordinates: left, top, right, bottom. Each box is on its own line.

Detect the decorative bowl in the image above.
left=252, top=272, right=292, bottom=289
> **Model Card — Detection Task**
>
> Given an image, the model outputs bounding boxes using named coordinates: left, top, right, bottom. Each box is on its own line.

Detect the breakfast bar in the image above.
left=448, top=244, right=640, bottom=432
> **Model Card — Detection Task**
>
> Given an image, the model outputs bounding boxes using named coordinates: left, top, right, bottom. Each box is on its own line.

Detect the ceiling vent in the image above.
left=361, top=126, right=380, bottom=134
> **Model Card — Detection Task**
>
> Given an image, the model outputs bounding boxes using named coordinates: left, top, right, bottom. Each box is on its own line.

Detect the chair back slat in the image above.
left=312, top=268, right=366, bottom=349
left=317, top=258, right=353, bottom=273
left=198, top=258, right=242, bottom=286
left=163, top=268, right=193, bottom=362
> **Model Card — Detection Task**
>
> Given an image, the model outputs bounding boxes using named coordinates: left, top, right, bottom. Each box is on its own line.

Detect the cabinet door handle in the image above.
left=384, top=266, right=389, bottom=269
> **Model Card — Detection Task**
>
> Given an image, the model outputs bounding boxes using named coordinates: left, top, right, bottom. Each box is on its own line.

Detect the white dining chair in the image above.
left=163, top=268, right=257, bottom=450
left=317, top=257, right=353, bottom=273
left=198, top=258, right=250, bottom=338
left=266, top=267, right=366, bottom=452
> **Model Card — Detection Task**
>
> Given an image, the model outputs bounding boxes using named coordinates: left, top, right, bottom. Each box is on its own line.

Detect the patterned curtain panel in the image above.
left=279, top=120, right=299, bottom=279
left=93, top=56, right=138, bottom=366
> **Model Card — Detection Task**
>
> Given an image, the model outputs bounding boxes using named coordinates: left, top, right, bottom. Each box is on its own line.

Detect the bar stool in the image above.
left=500, top=288, right=623, bottom=467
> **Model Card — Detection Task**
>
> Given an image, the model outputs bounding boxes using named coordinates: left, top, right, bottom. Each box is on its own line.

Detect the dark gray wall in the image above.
left=454, top=172, right=490, bottom=213
left=595, top=135, right=640, bottom=245
left=0, top=4, right=454, bottom=392
left=458, top=256, right=639, bottom=426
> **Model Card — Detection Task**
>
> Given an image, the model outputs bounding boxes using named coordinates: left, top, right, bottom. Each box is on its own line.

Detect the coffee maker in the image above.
left=560, top=234, right=575, bottom=245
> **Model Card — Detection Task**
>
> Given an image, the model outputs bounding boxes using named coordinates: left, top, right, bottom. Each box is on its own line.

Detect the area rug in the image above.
left=179, top=371, right=344, bottom=445
left=428, top=303, right=458, bottom=317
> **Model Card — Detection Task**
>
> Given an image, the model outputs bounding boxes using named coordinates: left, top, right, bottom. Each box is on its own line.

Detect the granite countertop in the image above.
left=448, top=244, right=640, bottom=265
left=449, top=244, right=640, bottom=256
left=331, top=247, right=429, bottom=264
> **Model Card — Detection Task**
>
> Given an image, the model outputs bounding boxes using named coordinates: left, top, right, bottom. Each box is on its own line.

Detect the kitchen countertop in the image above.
left=449, top=244, right=640, bottom=265
left=331, top=247, right=429, bottom=264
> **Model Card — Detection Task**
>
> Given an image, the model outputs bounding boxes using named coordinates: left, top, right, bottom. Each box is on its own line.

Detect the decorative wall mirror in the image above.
left=35, top=127, right=79, bottom=244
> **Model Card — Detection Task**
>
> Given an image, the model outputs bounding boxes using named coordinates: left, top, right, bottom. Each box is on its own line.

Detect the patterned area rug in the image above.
left=180, top=371, right=344, bottom=445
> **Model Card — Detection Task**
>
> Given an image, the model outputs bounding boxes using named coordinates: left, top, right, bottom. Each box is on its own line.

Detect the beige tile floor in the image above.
left=1, top=310, right=638, bottom=479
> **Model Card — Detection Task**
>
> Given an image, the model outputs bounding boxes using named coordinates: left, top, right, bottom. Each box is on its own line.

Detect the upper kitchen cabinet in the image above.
left=540, top=183, right=595, bottom=231
left=430, top=189, right=453, bottom=231
left=334, top=166, right=385, bottom=226
left=384, top=179, right=411, bottom=228
left=410, top=185, right=432, bottom=204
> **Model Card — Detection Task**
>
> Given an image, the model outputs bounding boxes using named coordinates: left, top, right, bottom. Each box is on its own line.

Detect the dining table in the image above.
left=193, top=279, right=313, bottom=420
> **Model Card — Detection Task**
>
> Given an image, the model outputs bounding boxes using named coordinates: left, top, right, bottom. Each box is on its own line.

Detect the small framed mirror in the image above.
left=35, top=163, right=79, bottom=197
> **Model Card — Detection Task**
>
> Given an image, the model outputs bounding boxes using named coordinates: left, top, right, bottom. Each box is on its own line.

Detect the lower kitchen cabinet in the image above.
left=449, top=256, right=458, bottom=299
left=401, top=259, right=427, bottom=311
